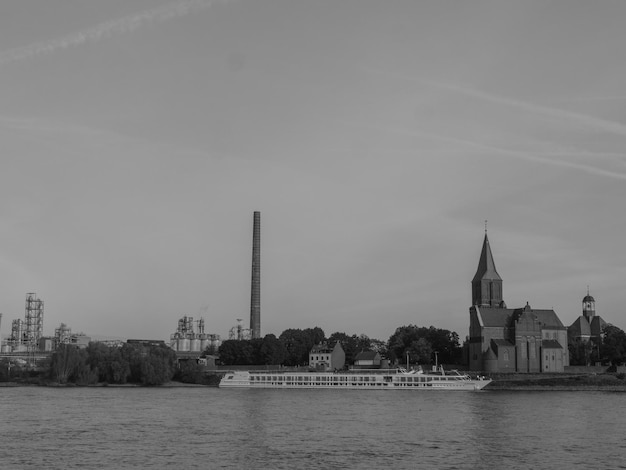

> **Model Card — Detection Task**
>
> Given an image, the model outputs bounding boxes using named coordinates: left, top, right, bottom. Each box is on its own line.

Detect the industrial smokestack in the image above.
left=250, top=211, right=261, bottom=339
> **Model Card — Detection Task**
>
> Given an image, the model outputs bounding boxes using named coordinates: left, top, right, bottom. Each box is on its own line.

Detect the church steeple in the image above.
left=582, top=287, right=595, bottom=322
left=472, top=227, right=504, bottom=307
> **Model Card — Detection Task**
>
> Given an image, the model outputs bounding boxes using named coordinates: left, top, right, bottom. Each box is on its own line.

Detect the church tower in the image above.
left=471, top=228, right=504, bottom=307
left=582, top=288, right=595, bottom=322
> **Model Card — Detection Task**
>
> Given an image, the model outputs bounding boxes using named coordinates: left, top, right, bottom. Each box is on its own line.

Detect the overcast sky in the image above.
left=1, top=0, right=625, bottom=343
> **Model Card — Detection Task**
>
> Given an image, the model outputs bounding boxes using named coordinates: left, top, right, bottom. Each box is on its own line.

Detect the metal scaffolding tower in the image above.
left=24, top=293, right=44, bottom=346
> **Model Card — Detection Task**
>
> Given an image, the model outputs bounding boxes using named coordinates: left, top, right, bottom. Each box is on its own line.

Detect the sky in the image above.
left=1, top=0, right=626, bottom=344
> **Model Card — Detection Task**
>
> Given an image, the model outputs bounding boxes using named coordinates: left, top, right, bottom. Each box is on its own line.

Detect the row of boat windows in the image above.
left=251, top=376, right=382, bottom=382
left=248, top=376, right=464, bottom=383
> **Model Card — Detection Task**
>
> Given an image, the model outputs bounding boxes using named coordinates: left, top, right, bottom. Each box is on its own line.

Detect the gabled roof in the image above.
left=532, top=310, right=565, bottom=328
left=475, top=307, right=513, bottom=328
left=513, top=304, right=565, bottom=329
left=542, top=340, right=562, bottom=349
left=472, top=233, right=502, bottom=283
left=354, top=351, right=380, bottom=361
left=476, top=304, right=566, bottom=330
left=569, top=316, right=591, bottom=337
left=590, top=316, right=607, bottom=336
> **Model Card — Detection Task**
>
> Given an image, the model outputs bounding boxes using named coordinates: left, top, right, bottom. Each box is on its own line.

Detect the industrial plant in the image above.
left=0, top=293, right=92, bottom=359
left=0, top=211, right=262, bottom=366
left=1, top=293, right=44, bottom=353
left=169, top=315, right=221, bottom=354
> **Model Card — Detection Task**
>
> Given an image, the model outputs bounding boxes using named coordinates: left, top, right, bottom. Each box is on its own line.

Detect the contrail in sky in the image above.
left=364, top=67, right=626, bottom=139
left=0, top=0, right=223, bottom=66
left=336, top=118, right=626, bottom=181
left=360, top=67, right=626, bottom=179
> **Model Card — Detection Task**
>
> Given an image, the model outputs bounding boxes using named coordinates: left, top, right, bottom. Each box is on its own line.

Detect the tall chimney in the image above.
left=250, top=211, right=261, bottom=339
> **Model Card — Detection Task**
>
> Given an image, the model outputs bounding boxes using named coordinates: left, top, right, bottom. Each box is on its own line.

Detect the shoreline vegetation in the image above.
left=484, top=372, right=626, bottom=391
left=4, top=372, right=626, bottom=390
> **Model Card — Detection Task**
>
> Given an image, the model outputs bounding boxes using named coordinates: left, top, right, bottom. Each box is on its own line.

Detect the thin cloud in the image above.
left=430, top=81, right=626, bottom=138
left=0, top=0, right=224, bottom=66
left=364, top=67, right=626, bottom=139
left=548, top=96, right=626, bottom=104
left=335, top=118, right=626, bottom=181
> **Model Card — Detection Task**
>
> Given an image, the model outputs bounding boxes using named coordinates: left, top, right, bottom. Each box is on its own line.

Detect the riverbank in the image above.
left=485, top=372, right=626, bottom=391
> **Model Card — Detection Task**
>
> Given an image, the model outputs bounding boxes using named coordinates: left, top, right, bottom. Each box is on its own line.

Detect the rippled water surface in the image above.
left=1, top=387, right=625, bottom=469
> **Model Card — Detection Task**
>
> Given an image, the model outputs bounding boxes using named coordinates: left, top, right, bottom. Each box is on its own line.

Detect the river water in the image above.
left=1, top=387, right=625, bottom=469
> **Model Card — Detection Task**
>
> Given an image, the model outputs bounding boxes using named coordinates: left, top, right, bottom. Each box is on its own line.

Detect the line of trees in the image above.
left=217, top=325, right=462, bottom=367
left=4, top=323, right=625, bottom=386
left=387, top=325, right=462, bottom=365
left=48, top=342, right=178, bottom=385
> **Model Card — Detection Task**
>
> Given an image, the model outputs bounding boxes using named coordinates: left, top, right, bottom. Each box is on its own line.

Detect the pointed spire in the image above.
left=472, top=232, right=501, bottom=283
left=471, top=227, right=504, bottom=307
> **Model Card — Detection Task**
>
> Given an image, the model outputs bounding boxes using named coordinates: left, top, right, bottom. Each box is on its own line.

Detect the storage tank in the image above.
left=178, top=337, right=190, bottom=352
left=200, top=335, right=209, bottom=351
left=190, top=337, right=201, bottom=352
left=210, top=335, right=221, bottom=351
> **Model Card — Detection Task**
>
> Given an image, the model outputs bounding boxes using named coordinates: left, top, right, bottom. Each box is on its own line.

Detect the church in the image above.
left=568, top=289, right=606, bottom=344
left=468, top=231, right=570, bottom=373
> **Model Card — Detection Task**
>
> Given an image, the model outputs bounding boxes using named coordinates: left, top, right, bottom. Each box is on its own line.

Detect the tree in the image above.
left=85, top=342, right=129, bottom=384
left=120, top=343, right=145, bottom=383
left=218, top=340, right=240, bottom=365
left=369, top=338, right=388, bottom=358
left=408, top=338, right=433, bottom=365
left=176, top=359, right=206, bottom=384
left=387, top=325, right=462, bottom=366
left=279, top=327, right=326, bottom=366
left=50, top=344, right=84, bottom=384
left=138, top=345, right=177, bottom=385
left=601, top=324, right=626, bottom=365
left=218, top=339, right=254, bottom=365
left=117, top=343, right=176, bottom=385
left=424, top=327, right=461, bottom=364
left=258, top=334, right=287, bottom=365
left=217, top=335, right=287, bottom=366
left=568, top=338, right=594, bottom=366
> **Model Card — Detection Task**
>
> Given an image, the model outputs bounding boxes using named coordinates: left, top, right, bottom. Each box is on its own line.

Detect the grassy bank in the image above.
left=486, top=372, right=626, bottom=391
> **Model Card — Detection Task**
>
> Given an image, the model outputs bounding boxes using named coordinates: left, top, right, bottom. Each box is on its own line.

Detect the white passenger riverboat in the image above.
left=219, top=367, right=491, bottom=391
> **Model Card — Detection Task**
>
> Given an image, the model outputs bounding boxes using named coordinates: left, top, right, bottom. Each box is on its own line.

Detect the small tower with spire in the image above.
left=471, top=222, right=504, bottom=308
left=582, top=287, right=595, bottom=322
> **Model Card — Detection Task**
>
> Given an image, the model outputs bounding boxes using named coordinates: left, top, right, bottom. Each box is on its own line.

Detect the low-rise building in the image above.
left=353, top=351, right=382, bottom=369
left=309, top=342, right=345, bottom=371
